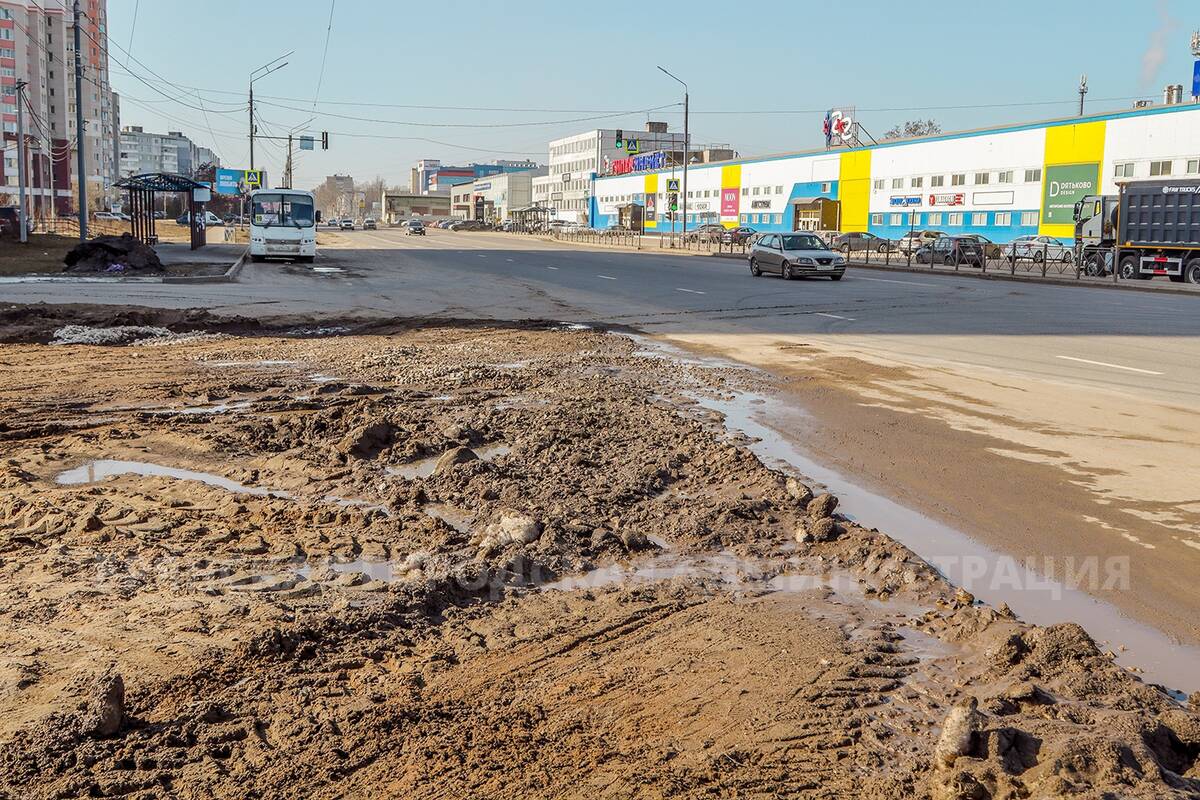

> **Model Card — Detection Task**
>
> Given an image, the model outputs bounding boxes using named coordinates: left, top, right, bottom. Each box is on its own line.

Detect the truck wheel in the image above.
left=1186, top=259, right=1200, bottom=285
left=1118, top=256, right=1140, bottom=280
left=1083, top=254, right=1105, bottom=277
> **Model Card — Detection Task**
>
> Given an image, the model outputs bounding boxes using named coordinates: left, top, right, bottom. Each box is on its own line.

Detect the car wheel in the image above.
left=942, top=254, right=955, bottom=266
left=1118, top=256, right=1140, bottom=280
left=1033, top=251, right=1045, bottom=263
left=781, top=262, right=793, bottom=280
left=1060, top=251, right=1073, bottom=264
left=1185, top=259, right=1200, bottom=285
left=839, top=244, right=850, bottom=254
left=830, top=273, right=843, bottom=281
left=750, top=259, right=762, bottom=277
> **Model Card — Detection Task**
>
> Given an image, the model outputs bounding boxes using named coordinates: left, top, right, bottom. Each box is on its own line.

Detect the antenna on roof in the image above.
left=1078, top=74, right=1089, bottom=117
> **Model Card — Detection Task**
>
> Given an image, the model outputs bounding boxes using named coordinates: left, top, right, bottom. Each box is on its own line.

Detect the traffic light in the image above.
left=615, top=129, right=624, bottom=149
left=321, top=131, right=329, bottom=150
left=668, top=192, right=678, bottom=212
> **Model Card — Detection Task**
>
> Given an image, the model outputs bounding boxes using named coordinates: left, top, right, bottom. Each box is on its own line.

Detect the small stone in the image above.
left=806, top=493, right=838, bottom=520
left=954, top=588, right=976, bottom=607
left=785, top=478, right=813, bottom=506
left=934, top=697, right=981, bottom=769
left=809, top=517, right=842, bottom=542
left=79, top=672, right=124, bottom=738
left=619, top=529, right=648, bottom=551
left=434, top=446, right=478, bottom=474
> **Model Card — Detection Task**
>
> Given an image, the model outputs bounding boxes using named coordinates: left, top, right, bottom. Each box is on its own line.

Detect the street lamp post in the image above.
left=658, top=66, right=688, bottom=236
left=249, top=52, right=292, bottom=171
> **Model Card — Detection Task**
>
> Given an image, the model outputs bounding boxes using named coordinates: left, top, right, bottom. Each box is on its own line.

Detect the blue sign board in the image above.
left=1193, top=60, right=1200, bottom=100
left=215, top=168, right=266, bottom=195
left=889, top=195, right=922, bottom=207
left=631, top=151, right=666, bottom=172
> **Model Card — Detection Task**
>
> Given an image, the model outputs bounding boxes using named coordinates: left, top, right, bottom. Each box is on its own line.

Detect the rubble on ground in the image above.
left=62, top=233, right=164, bottom=273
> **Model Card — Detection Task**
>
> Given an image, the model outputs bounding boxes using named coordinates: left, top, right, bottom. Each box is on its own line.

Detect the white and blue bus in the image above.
left=248, top=188, right=318, bottom=262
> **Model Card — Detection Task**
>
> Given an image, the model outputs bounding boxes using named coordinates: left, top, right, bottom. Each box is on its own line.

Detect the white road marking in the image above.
left=1054, top=355, right=1163, bottom=375
left=477, top=254, right=487, bottom=258
left=546, top=266, right=559, bottom=270
left=675, top=288, right=706, bottom=295
left=815, top=312, right=855, bottom=321
left=597, top=274, right=617, bottom=280
left=855, top=276, right=942, bottom=288
left=506, top=258, right=514, bottom=262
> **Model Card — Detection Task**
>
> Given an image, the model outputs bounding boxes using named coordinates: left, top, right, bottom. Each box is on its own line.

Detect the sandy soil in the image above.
left=661, top=332, right=1200, bottom=648
left=0, top=306, right=1197, bottom=798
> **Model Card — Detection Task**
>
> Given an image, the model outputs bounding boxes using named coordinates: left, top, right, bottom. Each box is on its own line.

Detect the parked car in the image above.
left=363, top=218, right=378, bottom=230
left=813, top=230, right=841, bottom=247
left=832, top=231, right=894, bottom=253
left=721, top=226, right=758, bottom=245
left=449, top=219, right=487, bottom=231
left=93, top=211, right=122, bottom=221
left=405, top=219, right=426, bottom=235
left=958, top=234, right=1002, bottom=259
left=339, top=219, right=355, bottom=230
left=153, top=210, right=166, bottom=220
left=1002, top=235, right=1074, bottom=264
left=749, top=231, right=847, bottom=280
left=0, top=207, right=30, bottom=237
left=895, top=230, right=945, bottom=255
left=326, top=217, right=341, bottom=227
left=683, top=223, right=725, bottom=243
left=915, top=235, right=985, bottom=267
left=175, top=211, right=223, bottom=227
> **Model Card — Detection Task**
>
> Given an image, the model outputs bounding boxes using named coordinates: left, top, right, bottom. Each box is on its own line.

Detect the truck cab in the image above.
left=1074, top=195, right=1119, bottom=276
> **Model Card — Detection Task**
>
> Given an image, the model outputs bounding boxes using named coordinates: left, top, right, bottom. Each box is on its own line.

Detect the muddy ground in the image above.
left=0, top=305, right=1198, bottom=799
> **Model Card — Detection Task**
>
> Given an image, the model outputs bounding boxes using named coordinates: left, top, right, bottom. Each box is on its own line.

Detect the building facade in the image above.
left=451, top=167, right=544, bottom=222
left=0, top=0, right=118, bottom=215
left=117, top=127, right=220, bottom=179
left=412, top=157, right=541, bottom=195
left=591, top=104, right=1200, bottom=241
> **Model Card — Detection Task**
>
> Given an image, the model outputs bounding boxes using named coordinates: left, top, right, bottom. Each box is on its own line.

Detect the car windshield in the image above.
left=780, top=234, right=824, bottom=250
left=252, top=194, right=315, bottom=228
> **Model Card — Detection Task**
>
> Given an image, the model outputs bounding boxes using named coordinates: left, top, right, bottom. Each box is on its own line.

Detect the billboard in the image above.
left=1042, top=163, right=1098, bottom=225
left=720, top=187, right=739, bottom=217
left=215, top=168, right=267, bottom=195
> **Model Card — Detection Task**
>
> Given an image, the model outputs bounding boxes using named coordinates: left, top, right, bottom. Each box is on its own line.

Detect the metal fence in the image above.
left=546, top=229, right=751, bottom=255
left=842, top=241, right=1124, bottom=284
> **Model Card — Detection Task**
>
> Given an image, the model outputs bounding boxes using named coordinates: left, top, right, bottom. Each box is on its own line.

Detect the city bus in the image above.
left=248, top=188, right=318, bottom=262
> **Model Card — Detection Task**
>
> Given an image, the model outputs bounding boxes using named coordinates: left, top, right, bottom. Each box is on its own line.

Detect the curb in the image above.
left=161, top=249, right=248, bottom=284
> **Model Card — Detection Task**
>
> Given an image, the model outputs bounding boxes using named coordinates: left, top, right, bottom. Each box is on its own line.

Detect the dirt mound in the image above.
left=63, top=233, right=164, bottom=274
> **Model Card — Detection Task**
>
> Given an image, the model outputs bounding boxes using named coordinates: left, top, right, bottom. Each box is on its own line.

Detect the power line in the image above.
left=125, top=0, right=139, bottom=68
left=311, top=0, right=335, bottom=114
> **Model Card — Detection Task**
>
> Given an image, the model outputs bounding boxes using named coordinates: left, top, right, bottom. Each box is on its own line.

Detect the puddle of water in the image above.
left=554, top=323, right=591, bottom=331
left=388, top=443, right=511, bottom=480
left=693, top=389, right=1200, bottom=695
left=424, top=504, right=473, bottom=533
left=308, top=373, right=339, bottom=384
left=207, top=359, right=297, bottom=367
left=311, top=267, right=344, bottom=274
left=297, top=558, right=399, bottom=583
left=56, top=459, right=292, bottom=499
left=149, top=400, right=254, bottom=416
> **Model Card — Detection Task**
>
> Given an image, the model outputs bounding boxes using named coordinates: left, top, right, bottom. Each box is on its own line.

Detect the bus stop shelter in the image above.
left=114, top=173, right=210, bottom=250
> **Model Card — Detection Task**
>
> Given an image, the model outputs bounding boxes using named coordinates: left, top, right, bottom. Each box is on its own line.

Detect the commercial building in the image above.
left=450, top=167, right=545, bottom=222
left=0, top=0, right=118, bottom=215
left=536, top=123, right=733, bottom=224
left=591, top=103, right=1200, bottom=242
left=381, top=191, right=449, bottom=223
left=411, top=158, right=542, bottom=195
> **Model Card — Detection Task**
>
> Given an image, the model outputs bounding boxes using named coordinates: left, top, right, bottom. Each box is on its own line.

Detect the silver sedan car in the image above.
left=749, top=232, right=847, bottom=280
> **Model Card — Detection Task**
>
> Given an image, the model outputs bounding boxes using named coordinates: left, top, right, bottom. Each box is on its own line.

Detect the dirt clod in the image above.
left=807, top=492, right=838, bottom=519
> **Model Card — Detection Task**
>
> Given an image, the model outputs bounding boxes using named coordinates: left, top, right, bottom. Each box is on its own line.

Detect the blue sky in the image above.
left=108, top=0, right=1199, bottom=189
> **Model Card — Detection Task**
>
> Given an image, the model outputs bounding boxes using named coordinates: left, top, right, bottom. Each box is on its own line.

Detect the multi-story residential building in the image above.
left=0, top=0, right=117, bottom=215
left=117, top=126, right=219, bottom=179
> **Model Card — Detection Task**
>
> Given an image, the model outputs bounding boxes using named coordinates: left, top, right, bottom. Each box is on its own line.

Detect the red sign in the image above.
left=721, top=187, right=739, bottom=217
left=610, top=157, right=635, bottom=175
left=928, top=192, right=965, bottom=206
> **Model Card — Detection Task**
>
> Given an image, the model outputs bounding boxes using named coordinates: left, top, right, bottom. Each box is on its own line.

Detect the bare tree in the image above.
left=883, top=119, right=943, bottom=140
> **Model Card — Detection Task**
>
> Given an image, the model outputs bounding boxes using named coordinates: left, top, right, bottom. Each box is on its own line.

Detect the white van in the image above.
left=248, top=189, right=317, bottom=262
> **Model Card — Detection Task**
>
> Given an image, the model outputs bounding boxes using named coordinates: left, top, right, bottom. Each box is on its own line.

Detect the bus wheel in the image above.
left=1118, top=256, right=1140, bottom=280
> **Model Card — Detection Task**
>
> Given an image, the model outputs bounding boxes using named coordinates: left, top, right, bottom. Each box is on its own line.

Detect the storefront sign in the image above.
left=972, top=190, right=1014, bottom=206
left=691, top=202, right=710, bottom=211
left=928, top=192, right=965, bottom=206
left=475, top=182, right=492, bottom=191
left=608, top=151, right=666, bottom=176
left=720, top=187, right=739, bottom=217
left=889, top=195, right=922, bottom=206
left=1042, top=163, right=1098, bottom=224
left=751, top=199, right=771, bottom=209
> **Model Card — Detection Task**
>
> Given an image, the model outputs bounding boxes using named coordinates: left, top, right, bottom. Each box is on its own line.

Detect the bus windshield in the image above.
left=252, top=194, right=315, bottom=228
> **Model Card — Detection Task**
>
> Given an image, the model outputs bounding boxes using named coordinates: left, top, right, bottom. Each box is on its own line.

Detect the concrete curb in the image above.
left=162, top=249, right=248, bottom=284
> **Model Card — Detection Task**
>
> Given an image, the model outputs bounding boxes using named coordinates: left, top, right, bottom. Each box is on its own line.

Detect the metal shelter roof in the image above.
left=114, top=173, right=206, bottom=193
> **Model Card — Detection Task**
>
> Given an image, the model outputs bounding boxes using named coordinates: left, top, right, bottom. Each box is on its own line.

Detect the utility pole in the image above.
left=73, top=0, right=87, bottom=240
left=658, top=66, right=689, bottom=235
left=16, top=81, right=28, bottom=243
left=1078, top=74, right=1088, bottom=117
left=248, top=53, right=291, bottom=172
left=284, top=134, right=293, bottom=188
left=248, top=78, right=254, bottom=170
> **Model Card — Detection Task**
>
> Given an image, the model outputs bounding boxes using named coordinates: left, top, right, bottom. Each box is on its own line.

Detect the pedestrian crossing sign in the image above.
left=667, top=178, right=680, bottom=192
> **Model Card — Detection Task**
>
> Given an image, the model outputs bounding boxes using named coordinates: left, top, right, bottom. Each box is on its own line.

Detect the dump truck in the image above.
left=1074, top=178, right=1200, bottom=283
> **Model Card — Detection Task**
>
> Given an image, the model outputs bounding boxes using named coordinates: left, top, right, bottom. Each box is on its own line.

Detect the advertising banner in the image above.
left=215, top=169, right=267, bottom=195
left=928, top=192, right=965, bottom=206
left=1042, top=163, right=1098, bottom=225
left=645, top=192, right=656, bottom=222
left=720, top=187, right=739, bottom=217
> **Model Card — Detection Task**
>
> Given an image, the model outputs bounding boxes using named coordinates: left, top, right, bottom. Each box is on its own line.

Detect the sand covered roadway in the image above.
left=0, top=308, right=1197, bottom=799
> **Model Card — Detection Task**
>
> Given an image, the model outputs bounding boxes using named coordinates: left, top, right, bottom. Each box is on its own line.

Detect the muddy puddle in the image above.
left=55, top=459, right=293, bottom=499
left=388, top=442, right=511, bottom=480
left=691, top=387, right=1200, bottom=695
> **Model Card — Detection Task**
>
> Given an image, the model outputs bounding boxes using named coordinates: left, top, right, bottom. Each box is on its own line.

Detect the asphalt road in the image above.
left=5, top=226, right=1195, bottom=403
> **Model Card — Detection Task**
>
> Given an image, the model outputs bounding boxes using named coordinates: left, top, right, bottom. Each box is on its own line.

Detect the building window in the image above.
left=775, top=185, right=783, bottom=194
left=931, top=175, right=945, bottom=187
left=752, top=186, right=759, bottom=195
left=948, top=212, right=963, bottom=226
left=1024, top=168, right=1042, bottom=182
left=774, top=214, right=782, bottom=224
left=741, top=187, right=749, bottom=196
left=1020, top=211, right=1039, bottom=226
left=974, top=172, right=990, bottom=185
left=873, top=179, right=885, bottom=190
left=1189, top=159, right=1200, bottom=175
left=998, top=171, right=1013, bottom=184
left=911, top=176, right=923, bottom=188
left=870, top=213, right=884, bottom=225
left=971, top=212, right=987, bottom=226
left=821, top=182, right=831, bottom=193
left=994, top=212, right=1012, bottom=226
left=1114, top=162, right=1134, bottom=178
left=927, top=212, right=943, bottom=226
left=951, top=173, right=966, bottom=186
left=1150, top=160, right=1172, bottom=176
left=890, top=213, right=903, bottom=226
left=740, top=214, right=747, bottom=224
left=750, top=214, right=758, bottom=223
left=891, top=177, right=903, bottom=189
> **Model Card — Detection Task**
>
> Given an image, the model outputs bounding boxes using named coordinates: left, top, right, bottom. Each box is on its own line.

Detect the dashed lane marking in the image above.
left=675, top=288, right=706, bottom=294
left=814, top=312, right=855, bottom=321
left=597, top=274, right=617, bottom=280
left=1055, top=355, right=1163, bottom=375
